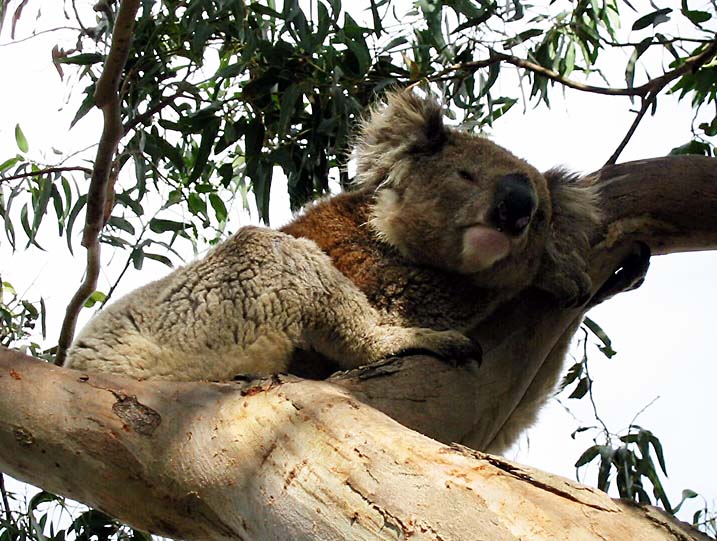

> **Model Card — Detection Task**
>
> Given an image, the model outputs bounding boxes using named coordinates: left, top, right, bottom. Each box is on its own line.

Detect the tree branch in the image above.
left=0, top=155, right=716, bottom=539
left=54, top=0, right=141, bottom=367
left=122, top=89, right=185, bottom=135
left=605, top=89, right=659, bottom=166
left=0, top=348, right=709, bottom=541
left=431, top=37, right=717, bottom=99
left=0, top=166, right=92, bottom=184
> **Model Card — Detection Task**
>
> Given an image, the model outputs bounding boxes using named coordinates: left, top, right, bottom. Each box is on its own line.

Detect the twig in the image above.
left=581, top=329, right=611, bottom=440
left=54, top=0, right=141, bottom=367
left=122, top=89, right=185, bottom=135
left=0, top=474, right=11, bottom=523
left=605, top=90, right=658, bottom=166
left=0, top=26, right=80, bottom=47
left=0, top=166, right=92, bottom=184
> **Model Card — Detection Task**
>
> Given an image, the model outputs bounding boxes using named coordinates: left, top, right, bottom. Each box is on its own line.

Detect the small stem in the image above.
left=605, top=91, right=658, bottom=166
left=0, top=474, right=12, bottom=524
left=0, top=166, right=92, bottom=184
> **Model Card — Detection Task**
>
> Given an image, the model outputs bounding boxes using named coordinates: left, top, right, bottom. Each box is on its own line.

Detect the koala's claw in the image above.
left=392, top=330, right=482, bottom=367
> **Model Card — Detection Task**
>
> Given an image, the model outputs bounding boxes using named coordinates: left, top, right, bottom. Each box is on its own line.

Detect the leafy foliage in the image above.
left=0, top=487, right=150, bottom=541
left=0, top=280, right=46, bottom=359
left=562, top=326, right=712, bottom=526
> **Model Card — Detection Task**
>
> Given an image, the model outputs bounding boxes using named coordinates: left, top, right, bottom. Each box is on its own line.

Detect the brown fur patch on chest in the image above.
left=281, top=192, right=494, bottom=330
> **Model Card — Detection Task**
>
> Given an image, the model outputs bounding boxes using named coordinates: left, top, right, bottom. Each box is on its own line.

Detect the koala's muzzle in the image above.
left=492, top=173, right=537, bottom=236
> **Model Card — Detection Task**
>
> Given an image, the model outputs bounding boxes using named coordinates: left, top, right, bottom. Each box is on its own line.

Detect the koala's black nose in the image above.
left=492, top=173, right=537, bottom=236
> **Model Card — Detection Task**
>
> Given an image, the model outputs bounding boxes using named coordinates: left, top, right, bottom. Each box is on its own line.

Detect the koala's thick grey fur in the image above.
left=66, top=227, right=477, bottom=380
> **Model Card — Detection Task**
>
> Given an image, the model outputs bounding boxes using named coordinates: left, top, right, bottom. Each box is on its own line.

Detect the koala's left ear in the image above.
left=353, top=90, right=448, bottom=189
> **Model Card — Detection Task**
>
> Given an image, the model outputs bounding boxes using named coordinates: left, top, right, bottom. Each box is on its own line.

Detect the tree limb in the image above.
left=0, top=349, right=709, bottom=541
left=54, top=0, right=140, bottom=367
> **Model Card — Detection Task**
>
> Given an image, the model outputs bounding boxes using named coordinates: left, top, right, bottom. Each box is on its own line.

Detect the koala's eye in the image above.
left=458, top=170, right=475, bottom=182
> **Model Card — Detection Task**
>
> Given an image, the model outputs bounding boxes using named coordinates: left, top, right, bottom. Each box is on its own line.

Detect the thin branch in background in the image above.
left=0, top=166, right=92, bottom=184
left=0, top=26, right=80, bottom=47
left=431, top=36, right=717, bottom=99
left=0, top=473, right=11, bottom=524
left=54, top=0, right=141, bottom=367
left=582, top=329, right=611, bottom=439
left=122, top=89, right=185, bottom=135
left=605, top=90, right=659, bottom=166
left=628, top=395, right=661, bottom=431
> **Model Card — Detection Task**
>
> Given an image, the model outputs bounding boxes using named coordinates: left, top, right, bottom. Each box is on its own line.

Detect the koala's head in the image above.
left=353, top=90, right=552, bottom=288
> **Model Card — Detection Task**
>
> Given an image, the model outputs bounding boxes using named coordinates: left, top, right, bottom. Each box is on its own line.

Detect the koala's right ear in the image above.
left=353, top=90, right=448, bottom=189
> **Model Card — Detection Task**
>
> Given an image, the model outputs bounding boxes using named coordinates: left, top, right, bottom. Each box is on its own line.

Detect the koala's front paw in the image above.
left=398, top=328, right=482, bottom=366
left=535, top=247, right=593, bottom=308
left=554, top=266, right=593, bottom=308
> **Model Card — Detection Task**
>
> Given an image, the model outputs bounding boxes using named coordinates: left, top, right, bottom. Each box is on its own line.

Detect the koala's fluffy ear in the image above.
left=353, top=90, right=448, bottom=189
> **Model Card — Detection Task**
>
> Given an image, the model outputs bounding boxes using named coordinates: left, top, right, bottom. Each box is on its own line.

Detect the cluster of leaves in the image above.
left=3, top=0, right=715, bottom=265
left=561, top=323, right=712, bottom=531
left=0, top=488, right=149, bottom=541
left=0, top=279, right=46, bottom=359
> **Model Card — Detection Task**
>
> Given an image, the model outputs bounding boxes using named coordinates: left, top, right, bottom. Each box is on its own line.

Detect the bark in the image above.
left=0, top=348, right=710, bottom=541
left=1, top=155, right=716, bottom=539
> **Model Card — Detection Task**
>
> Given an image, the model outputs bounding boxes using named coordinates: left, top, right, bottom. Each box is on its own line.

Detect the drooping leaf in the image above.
left=14, top=124, right=29, bottom=153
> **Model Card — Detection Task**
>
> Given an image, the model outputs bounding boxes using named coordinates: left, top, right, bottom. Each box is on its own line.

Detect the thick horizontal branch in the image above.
left=0, top=349, right=708, bottom=541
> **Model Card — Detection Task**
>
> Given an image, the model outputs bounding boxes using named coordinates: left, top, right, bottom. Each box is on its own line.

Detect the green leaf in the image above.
left=107, top=216, right=136, bottom=235
left=278, top=84, right=302, bottom=137
left=669, top=140, right=713, bottom=157
left=149, top=218, right=190, bottom=234
left=71, top=84, right=96, bottom=128
left=568, top=376, right=590, bottom=399
left=14, top=124, right=29, bottom=153
left=575, top=444, right=601, bottom=467
left=503, top=29, right=543, bottom=50
left=631, top=8, right=672, bottom=31
left=369, top=0, right=383, bottom=36
left=188, top=192, right=207, bottom=218
left=682, top=7, right=711, bottom=25
left=673, top=489, right=699, bottom=514
left=55, top=53, right=104, bottom=65
left=144, top=252, right=174, bottom=267
left=84, top=291, right=107, bottom=308
left=625, top=38, right=652, bottom=88
left=209, top=193, right=228, bottom=223
left=584, top=317, right=616, bottom=358
left=0, top=155, right=21, bottom=172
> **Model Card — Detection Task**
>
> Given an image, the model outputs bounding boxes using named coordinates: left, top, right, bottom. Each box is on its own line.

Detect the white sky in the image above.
left=1, top=0, right=715, bottom=529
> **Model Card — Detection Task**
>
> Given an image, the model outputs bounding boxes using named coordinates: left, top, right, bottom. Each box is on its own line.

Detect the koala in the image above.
left=65, top=226, right=479, bottom=380
left=282, top=91, right=599, bottom=334
left=66, top=89, right=598, bottom=406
